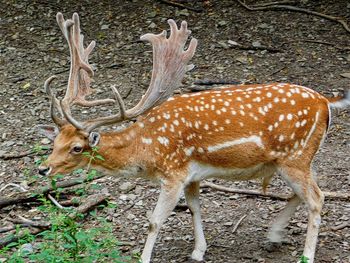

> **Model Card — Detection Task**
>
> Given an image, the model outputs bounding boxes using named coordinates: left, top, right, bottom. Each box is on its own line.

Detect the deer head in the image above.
left=37, top=12, right=197, bottom=176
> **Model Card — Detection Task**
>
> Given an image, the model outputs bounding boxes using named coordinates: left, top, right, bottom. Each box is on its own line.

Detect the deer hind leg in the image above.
left=184, top=181, right=207, bottom=261
left=279, top=166, right=324, bottom=263
left=141, top=181, right=184, bottom=263
left=268, top=194, right=302, bottom=243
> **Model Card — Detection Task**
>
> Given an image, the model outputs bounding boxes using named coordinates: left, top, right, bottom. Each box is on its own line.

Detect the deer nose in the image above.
left=38, top=166, right=52, bottom=176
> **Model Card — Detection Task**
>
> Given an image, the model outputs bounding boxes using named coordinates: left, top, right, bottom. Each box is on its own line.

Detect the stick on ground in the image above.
left=201, top=182, right=350, bottom=201
left=0, top=174, right=105, bottom=209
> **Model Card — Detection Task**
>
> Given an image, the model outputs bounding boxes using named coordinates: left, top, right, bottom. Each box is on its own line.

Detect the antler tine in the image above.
left=44, top=76, right=66, bottom=127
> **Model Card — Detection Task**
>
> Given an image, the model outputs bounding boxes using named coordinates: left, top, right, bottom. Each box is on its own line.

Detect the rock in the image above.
left=40, top=138, right=51, bottom=145
left=119, top=182, right=135, bottom=193
left=101, top=24, right=109, bottom=30
left=218, top=41, right=229, bottom=49
left=228, top=40, right=239, bottom=46
left=148, top=22, right=156, bottom=29
left=176, top=9, right=190, bottom=17
left=217, top=21, right=227, bottom=27
left=20, top=243, right=33, bottom=254
left=340, top=72, right=350, bottom=78
left=252, top=41, right=261, bottom=47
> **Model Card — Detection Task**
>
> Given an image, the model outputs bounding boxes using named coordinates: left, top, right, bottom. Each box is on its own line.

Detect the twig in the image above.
left=235, top=43, right=281, bottom=53
left=237, top=0, right=350, bottom=34
left=268, top=66, right=286, bottom=76
left=201, top=182, right=350, bottom=201
left=281, top=39, right=350, bottom=51
left=157, top=0, right=204, bottom=13
left=331, top=221, right=349, bottom=231
left=193, top=79, right=241, bottom=86
left=0, top=149, right=34, bottom=160
left=0, top=174, right=106, bottom=209
left=47, top=194, right=64, bottom=209
left=201, top=182, right=289, bottom=201
left=0, top=183, right=28, bottom=193
left=232, top=214, right=247, bottom=233
left=254, top=1, right=297, bottom=7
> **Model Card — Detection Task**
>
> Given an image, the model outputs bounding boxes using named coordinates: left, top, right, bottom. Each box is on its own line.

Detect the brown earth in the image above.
left=0, top=0, right=349, bottom=262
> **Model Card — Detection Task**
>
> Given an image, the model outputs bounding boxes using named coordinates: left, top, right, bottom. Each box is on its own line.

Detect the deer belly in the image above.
left=186, top=161, right=275, bottom=183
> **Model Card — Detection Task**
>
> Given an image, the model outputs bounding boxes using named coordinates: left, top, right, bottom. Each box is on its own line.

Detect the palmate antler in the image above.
left=45, top=13, right=116, bottom=128
left=46, top=12, right=197, bottom=133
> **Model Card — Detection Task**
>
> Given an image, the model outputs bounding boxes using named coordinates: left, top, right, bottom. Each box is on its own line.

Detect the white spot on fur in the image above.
left=301, top=92, right=309, bottom=98
left=141, top=137, right=153, bottom=145
left=163, top=113, right=171, bottom=119
left=149, top=117, right=155, bottom=123
left=138, top=122, right=145, bottom=128
left=157, top=136, right=169, bottom=146
left=287, top=114, right=293, bottom=120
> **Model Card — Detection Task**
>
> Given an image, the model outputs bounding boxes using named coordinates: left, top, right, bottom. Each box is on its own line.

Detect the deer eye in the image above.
left=71, top=146, right=83, bottom=154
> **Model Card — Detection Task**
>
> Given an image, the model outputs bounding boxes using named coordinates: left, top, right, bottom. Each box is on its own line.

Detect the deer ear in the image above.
left=36, top=125, right=59, bottom=141
left=88, top=132, right=100, bottom=147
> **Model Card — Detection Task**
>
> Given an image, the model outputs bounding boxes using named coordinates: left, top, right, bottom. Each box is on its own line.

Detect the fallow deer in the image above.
left=37, top=12, right=349, bottom=263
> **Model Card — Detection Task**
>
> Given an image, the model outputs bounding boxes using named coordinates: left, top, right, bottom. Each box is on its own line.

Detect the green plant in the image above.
left=0, top=146, right=128, bottom=262
left=300, top=255, right=309, bottom=263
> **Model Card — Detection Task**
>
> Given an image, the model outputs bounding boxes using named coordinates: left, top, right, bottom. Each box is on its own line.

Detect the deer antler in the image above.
left=45, top=12, right=115, bottom=129
left=61, top=19, right=197, bottom=132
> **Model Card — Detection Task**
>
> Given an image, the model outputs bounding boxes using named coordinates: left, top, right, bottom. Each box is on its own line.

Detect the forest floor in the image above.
left=0, top=0, right=349, bottom=262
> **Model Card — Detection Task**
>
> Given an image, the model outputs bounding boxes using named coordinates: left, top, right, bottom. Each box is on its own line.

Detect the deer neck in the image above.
left=90, top=124, right=148, bottom=177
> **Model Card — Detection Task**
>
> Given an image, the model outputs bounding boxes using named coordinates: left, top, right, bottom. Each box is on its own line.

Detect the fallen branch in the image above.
left=0, top=147, right=51, bottom=160
left=202, top=182, right=350, bottom=201
left=157, top=0, right=204, bottom=13
left=0, top=183, right=27, bottom=193
left=201, top=182, right=289, bottom=201
left=9, top=216, right=51, bottom=229
left=237, top=0, right=350, bottom=34
left=281, top=39, right=350, bottom=51
left=331, top=221, right=349, bottom=231
left=73, top=192, right=110, bottom=215
left=0, top=192, right=110, bottom=248
left=0, top=226, right=16, bottom=234
left=0, top=174, right=105, bottom=209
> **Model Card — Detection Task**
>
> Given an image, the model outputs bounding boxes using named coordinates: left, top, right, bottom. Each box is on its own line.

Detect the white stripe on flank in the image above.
left=303, top=111, right=319, bottom=148
left=207, top=136, right=264, bottom=153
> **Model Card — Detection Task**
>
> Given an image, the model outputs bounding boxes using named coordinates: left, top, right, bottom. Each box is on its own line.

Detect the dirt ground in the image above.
left=0, top=0, right=349, bottom=262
